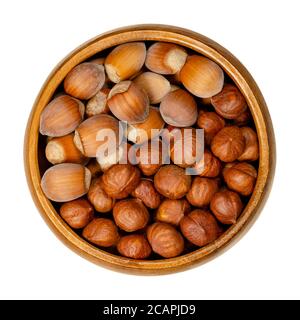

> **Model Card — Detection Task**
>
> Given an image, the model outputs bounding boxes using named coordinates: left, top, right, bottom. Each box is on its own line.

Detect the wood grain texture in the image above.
left=24, top=24, right=276, bottom=275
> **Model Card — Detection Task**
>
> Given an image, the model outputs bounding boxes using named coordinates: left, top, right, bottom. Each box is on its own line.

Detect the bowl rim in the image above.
left=24, top=24, right=276, bottom=275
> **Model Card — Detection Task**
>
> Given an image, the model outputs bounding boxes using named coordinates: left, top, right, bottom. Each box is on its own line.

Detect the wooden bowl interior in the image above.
left=24, top=25, right=275, bottom=275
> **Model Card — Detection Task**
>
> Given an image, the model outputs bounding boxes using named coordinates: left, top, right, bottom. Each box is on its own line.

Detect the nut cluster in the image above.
left=39, top=41, right=259, bottom=260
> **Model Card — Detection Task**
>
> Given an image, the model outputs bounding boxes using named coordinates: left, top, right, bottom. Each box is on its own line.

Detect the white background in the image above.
left=0, top=0, right=299, bottom=300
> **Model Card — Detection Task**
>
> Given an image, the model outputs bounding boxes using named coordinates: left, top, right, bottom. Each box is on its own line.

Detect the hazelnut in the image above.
left=147, top=222, right=184, bottom=258
left=133, top=140, right=167, bottom=176
left=126, top=107, right=165, bottom=144
left=233, top=109, right=251, bottom=126
left=60, top=199, right=94, bottom=229
left=102, top=164, right=141, bottom=199
left=87, top=177, right=115, bottom=213
left=223, top=162, right=257, bottom=196
left=197, top=110, right=225, bottom=145
left=238, top=127, right=259, bottom=161
left=180, top=55, right=224, bottom=98
left=211, top=126, right=245, bottom=162
left=74, top=114, right=120, bottom=158
left=45, top=133, right=86, bottom=165
left=107, top=81, right=149, bottom=124
left=186, top=177, right=219, bottom=207
left=160, top=89, right=198, bottom=127
left=117, top=234, right=152, bottom=259
left=86, top=88, right=110, bottom=117
left=39, top=95, right=84, bottom=137
left=180, top=210, right=220, bottom=246
left=64, top=62, right=105, bottom=100
left=86, top=159, right=102, bottom=178
left=113, top=199, right=149, bottom=232
left=133, top=72, right=171, bottom=104
left=41, top=163, right=91, bottom=202
left=82, top=218, right=119, bottom=247
left=105, top=42, right=146, bottom=83
left=96, top=142, right=131, bottom=172
left=145, top=42, right=187, bottom=75
left=170, top=128, right=203, bottom=168
left=131, top=179, right=161, bottom=209
left=156, top=199, right=191, bottom=226
left=210, top=189, right=243, bottom=224
left=154, top=165, right=191, bottom=199
left=211, top=84, right=247, bottom=119
left=192, top=149, right=222, bottom=177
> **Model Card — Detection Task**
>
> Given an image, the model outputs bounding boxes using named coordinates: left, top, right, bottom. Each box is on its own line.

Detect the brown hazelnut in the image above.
left=211, top=126, right=245, bottom=162
left=117, top=234, right=152, bottom=259
left=160, top=89, right=198, bottom=127
left=170, top=128, right=203, bottom=168
left=82, top=218, right=119, bottom=247
left=211, top=84, right=247, bottom=119
left=86, top=159, right=102, bottom=178
left=223, top=162, right=257, bottom=196
left=156, top=199, right=191, bottom=226
left=197, top=110, right=225, bottom=145
left=192, top=149, right=222, bottom=177
left=210, top=189, right=243, bottom=224
left=238, top=127, right=259, bottom=161
left=102, top=164, right=141, bottom=199
left=180, top=209, right=220, bottom=246
left=186, top=177, right=219, bottom=207
left=60, top=199, right=94, bottom=229
left=87, top=177, right=115, bottom=213
left=154, top=165, right=191, bottom=199
left=147, top=222, right=184, bottom=258
left=113, top=199, right=149, bottom=232
left=133, top=140, right=167, bottom=176
left=64, top=62, right=105, bottom=100
left=233, top=109, right=251, bottom=126
left=131, top=179, right=161, bottom=209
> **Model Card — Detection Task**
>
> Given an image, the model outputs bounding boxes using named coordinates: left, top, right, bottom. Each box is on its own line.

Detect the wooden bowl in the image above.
left=24, top=25, right=276, bottom=275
